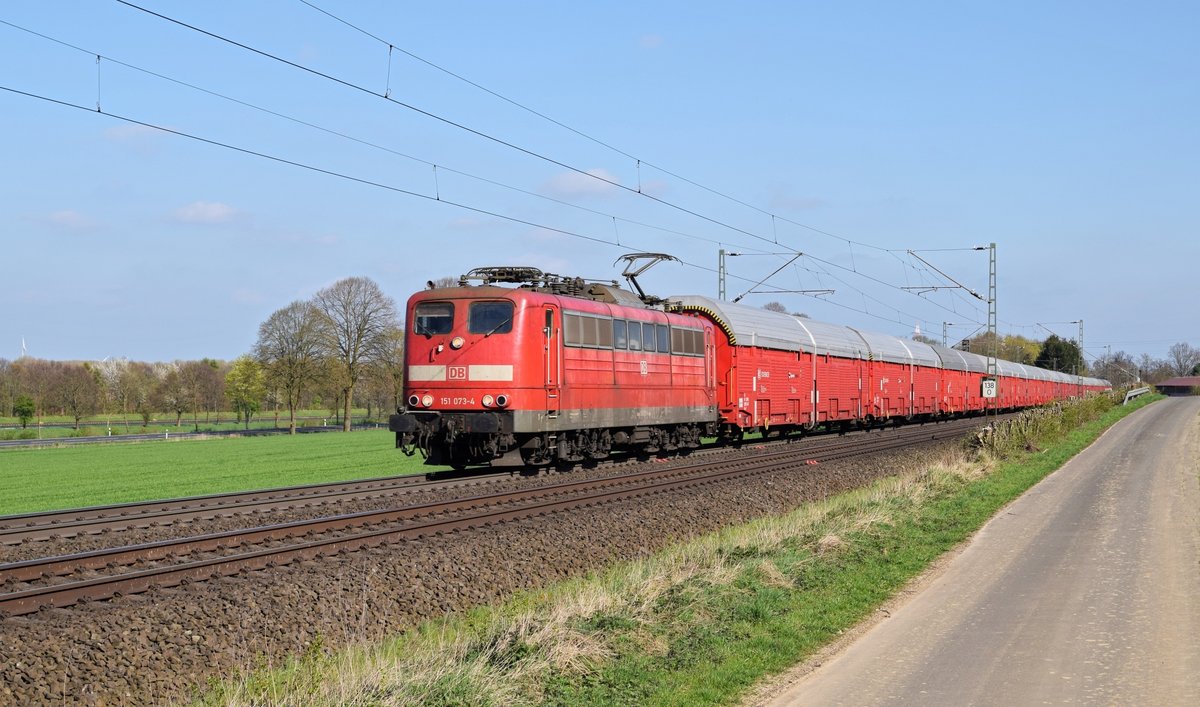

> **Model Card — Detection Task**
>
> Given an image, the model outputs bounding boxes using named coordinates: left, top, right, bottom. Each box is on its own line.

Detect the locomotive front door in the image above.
left=543, top=306, right=560, bottom=416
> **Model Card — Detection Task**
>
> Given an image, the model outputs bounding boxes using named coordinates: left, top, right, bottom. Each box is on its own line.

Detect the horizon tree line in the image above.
left=0, top=276, right=404, bottom=432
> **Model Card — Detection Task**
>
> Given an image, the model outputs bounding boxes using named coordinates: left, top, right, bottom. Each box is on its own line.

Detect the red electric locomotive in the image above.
left=390, top=266, right=718, bottom=467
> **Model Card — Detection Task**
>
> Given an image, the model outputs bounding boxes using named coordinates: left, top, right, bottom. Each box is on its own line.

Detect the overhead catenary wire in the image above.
left=5, top=9, right=1006, bottom=336
left=0, top=18, right=752, bottom=256
left=2, top=80, right=964, bottom=333
left=111, top=0, right=990, bottom=329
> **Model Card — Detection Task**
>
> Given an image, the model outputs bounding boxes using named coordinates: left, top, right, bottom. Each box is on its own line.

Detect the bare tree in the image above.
left=761, top=301, right=788, bottom=314
left=0, top=358, right=14, bottom=417
left=54, top=363, right=102, bottom=430
left=1093, top=350, right=1141, bottom=387
left=371, top=326, right=406, bottom=414
left=198, top=359, right=227, bottom=423
left=14, top=358, right=54, bottom=425
left=313, top=277, right=399, bottom=431
left=1166, top=342, right=1200, bottom=378
left=1137, top=353, right=1173, bottom=384
left=254, top=300, right=326, bottom=434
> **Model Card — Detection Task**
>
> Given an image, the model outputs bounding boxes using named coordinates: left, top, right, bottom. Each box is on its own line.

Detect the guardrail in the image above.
left=1122, top=387, right=1152, bottom=405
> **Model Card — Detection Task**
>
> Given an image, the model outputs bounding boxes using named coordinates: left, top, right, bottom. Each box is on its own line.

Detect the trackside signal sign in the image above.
left=981, top=377, right=998, bottom=399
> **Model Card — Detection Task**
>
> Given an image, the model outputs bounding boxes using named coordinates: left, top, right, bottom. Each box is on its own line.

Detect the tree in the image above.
left=254, top=300, right=326, bottom=434
left=0, top=358, right=14, bottom=417
left=998, top=335, right=1039, bottom=365
left=1137, top=353, right=1173, bottom=384
left=761, top=301, right=788, bottom=314
left=371, top=326, right=406, bottom=414
left=197, top=359, right=227, bottom=424
left=13, top=395, right=35, bottom=429
left=1093, top=350, right=1141, bottom=387
left=95, top=357, right=131, bottom=429
left=123, top=361, right=156, bottom=428
left=313, top=277, right=399, bottom=432
left=1035, top=335, right=1085, bottom=374
left=1166, top=342, right=1200, bottom=378
left=55, top=362, right=102, bottom=429
left=14, top=358, right=54, bottom=425
left=153, top=362, right=189, bottom=426
left=225, top=355, right=266, bottom=430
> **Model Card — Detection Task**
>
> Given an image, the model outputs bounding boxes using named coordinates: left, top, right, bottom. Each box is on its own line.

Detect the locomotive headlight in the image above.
left=450, top=336, right=465, bottom=349
left=495, top=394, right=509, bottom=408
left=407, top=394, right=421, bottom=408
left=421, top=394, right=434, bottom=407
left=482, top=394, right=495, bottom=407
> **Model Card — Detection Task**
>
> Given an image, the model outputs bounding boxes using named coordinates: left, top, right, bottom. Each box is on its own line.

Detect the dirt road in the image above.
left=760, top=397, right=1200, bottom=706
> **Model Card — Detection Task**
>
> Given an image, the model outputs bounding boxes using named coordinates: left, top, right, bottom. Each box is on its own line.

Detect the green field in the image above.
left=0, top=409, right=375, bottom=441
left=0, top=430, right=437, bottom=516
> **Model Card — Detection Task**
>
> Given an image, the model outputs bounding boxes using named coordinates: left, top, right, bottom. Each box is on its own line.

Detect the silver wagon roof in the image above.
left=666, top=295, right=1107, bottom=384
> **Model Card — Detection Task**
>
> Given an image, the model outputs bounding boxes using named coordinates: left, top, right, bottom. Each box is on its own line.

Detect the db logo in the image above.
left=448, top=366, right=468, bottom=380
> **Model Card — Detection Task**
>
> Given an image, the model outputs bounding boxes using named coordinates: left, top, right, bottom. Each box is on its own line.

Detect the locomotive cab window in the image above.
left=656, top=324, right=669, bottom=354
left=468, top=301, right=514, bottom=335
left=413, top=302, right=454, bottom=335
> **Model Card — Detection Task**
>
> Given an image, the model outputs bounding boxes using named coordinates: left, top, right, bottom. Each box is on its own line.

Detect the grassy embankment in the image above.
left=0, top=430, right=431, bottom=516
left=198, top=393, right=1162, bottom=706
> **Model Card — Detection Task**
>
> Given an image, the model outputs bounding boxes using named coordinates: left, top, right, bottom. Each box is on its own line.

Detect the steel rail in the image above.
left=0, top=471, right=519, bottom=545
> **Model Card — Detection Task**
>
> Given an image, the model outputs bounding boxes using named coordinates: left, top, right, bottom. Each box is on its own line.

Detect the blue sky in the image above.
left=2, top=1, right=1196, bottom=363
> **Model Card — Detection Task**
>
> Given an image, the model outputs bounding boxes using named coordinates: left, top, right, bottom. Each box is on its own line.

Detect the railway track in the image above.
left=0, top=470, right=514, bottom=545
left=0, top=417, right=988, bottom=617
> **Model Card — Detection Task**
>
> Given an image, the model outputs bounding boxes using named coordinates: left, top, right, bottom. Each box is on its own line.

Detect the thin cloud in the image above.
left=44, top=209, right=96, bottom=231
left=103, top=124, right=162, bottom=141
left=541, top=168, right=621, bottom=198
left=173, top=201, right=238, bottom=225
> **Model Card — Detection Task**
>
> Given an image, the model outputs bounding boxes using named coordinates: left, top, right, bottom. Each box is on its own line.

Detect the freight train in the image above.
left=389, top=264, right=1109, bottom=468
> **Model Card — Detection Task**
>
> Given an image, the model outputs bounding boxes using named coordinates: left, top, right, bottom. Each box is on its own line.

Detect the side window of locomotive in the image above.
left=613, top=319, right=627, bottom=349
left=563, top=312, right=614, bottom=349
left=597, top=318, right=614, bottom=348
left=627, top=321, right=642, bottom=351
left=564, top=313, right=583, bottom=346
left=670, top=327, right=704, bottom=356
left=468, top=301, right=514, bottom=335
left=413, top=302, right=454, bottom=336
left=656, top=324, right=669, bottom=354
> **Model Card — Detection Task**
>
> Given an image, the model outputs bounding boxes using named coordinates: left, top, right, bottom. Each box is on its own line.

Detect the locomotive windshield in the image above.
left=468, top=301, right=514, bottom=335
left=413, top=302, right=454, bottom=335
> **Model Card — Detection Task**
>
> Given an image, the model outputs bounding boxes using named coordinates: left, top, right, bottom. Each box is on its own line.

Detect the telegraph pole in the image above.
left=718, top=249, right=727, bottom=301
left=987, top=242, right=997, bottom=418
